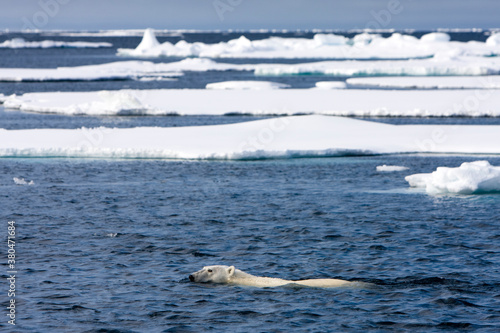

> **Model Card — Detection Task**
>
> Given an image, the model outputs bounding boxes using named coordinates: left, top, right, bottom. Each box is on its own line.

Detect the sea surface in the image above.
left=1, top=30, right=500, bottom=332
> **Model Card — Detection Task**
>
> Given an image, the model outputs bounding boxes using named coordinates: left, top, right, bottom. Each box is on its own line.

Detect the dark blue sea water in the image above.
left=1, top=30, right=500, bottom=332
left=1, top=156, right=500, bottom=332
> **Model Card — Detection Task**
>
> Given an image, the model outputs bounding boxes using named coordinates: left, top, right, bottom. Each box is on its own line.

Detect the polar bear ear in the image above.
left=227, top=266, right=235, bottom=277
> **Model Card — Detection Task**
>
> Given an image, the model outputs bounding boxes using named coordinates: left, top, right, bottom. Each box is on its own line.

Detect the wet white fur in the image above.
left=189, top=265, right=357, bottom=288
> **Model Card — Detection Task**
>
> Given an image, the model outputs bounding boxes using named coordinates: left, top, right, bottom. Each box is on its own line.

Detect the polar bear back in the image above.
left=293, top=278, right=353, bottom=288
left=230, top=270, right=291, bottom=287
left=189, top=265, right=358, bottom=288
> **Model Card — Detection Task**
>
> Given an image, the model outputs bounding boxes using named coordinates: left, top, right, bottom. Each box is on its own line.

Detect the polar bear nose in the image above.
left=189, top=275, right=195, bottom=282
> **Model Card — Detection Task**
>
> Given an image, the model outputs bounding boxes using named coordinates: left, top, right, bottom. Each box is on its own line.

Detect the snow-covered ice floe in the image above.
left=314, top=81, right=348, bottom=89
left=376, top=165, right=409, bottom=172
left=253, top=56, right=500, bottom=77
left=347, top=76, right=500, bottom=89
left=206, top=80, right=290, bottom=90
left=13, top=177, right=35, bottom=185
left=5, top=88, right=500, bottom=117
left=1, top=116, right=500, bottom=160
left=117, top=29, right=500, bottom=59
left=0, top=38, right=112, bottom=48
left=405, top=161, right=500, bottom=195
left=0, top=61, right=182, bottom=82
left=3, top=55, right=500, bottom=82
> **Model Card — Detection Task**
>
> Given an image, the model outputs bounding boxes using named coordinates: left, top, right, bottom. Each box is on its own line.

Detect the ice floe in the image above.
left=13, top=177, right=35, bottom=185
left=405, top=161, right=500, bottom=195
left=0, top=116, right=499, bottom=160
left=206, top=81, right=290, bottom=90
left=2, top=55, right=500, bottom=82
left=117, top=29, right=500, bottom=59
left=0, top=61, right=182, bottom=82
left=253, top=56, right=500, bottom=77
left=0, top=38, right=112, bottom=48
left=376, top=165, right=409, bottom=172
left=486, top=33, right=500, bottom=46
left=314, top=81, right=348, bottom=89
left=4, top=88, right=500, bottom=117
left=346, top=76, right=500, bottom=89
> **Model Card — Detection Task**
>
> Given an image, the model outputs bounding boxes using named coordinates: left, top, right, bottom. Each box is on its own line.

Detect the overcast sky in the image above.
left=1, top=0, right=499, bottom=31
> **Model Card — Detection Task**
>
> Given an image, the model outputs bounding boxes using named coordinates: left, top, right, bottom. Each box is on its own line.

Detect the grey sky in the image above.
left=0, top=0, right=498, bottom=31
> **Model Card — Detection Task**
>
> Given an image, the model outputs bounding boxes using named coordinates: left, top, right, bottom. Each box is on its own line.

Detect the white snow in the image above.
left=206, top=81, right=290, bottom=90
left=1, top=116, right=500, bottom=160
left=419, top=32, right=451, bottom=43
left=5, top=88, right=500, bottom=117
left=253, top=56, right=500, bottom=77
left=346, top=76, right=500, bottom=89
left=405, top=161, right=500, bottom=195
left=117, top=29, right=500, bottom=59
left=4, top=90, right=157, bottom=116
left=376, top=165, right=409, bottom=172
left=0, top=38, right=112, bottom=48
left=314, top=81, right=347, bottom=89
left=0, top=61, right=182, bottom=82
left=486, top=33, right=500, bottom=46
left=133, top=28, right=160, bottom=54
left=13, top=177, right=34, bottom=185
left=3, top=55, right=500, bottom=82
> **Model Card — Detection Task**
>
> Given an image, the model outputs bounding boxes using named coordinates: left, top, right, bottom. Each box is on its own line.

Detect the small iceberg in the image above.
left=13, top=177, right=35, bottom=185
left=376, top=165, right=409, bottom=172
left=206, top=81, right=290, bottom=90
left=314, top=81, right=347, bottom=89
left=134, top=28, right=161, bottom=54
left=405, top=161, right=500, bottom=195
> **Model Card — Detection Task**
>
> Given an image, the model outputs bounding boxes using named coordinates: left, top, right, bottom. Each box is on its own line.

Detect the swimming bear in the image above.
left=189, top=265, right=362, bottom=288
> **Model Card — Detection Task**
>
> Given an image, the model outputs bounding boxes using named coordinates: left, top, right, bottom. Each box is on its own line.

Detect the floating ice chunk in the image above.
left=117, top=30, right=500, bottom=60
left=0, top=61, right=182, bottom=82
left=314, top=81, right=347, bottom=89
left=206, top=81, right=290, bottom=90
left=136, top=28, right=160, bottom=51
left=3, top=55, right=500, bottom=83
left=5, top=88, right=500, bottom=117
left=13, top=177, right=34, bottom=185
left=420, top=32, right=451, bottom=43
left=351, top=33, right=381, bottom=46
left=346, top=76, right=500, bottom=89
left=1, top=116, right=500, bottom=160
left=254, top=56, right=500, bottom=76
left=486, top=33, right=500, bottom=46
left=376, top=165, right=409, bottom=172
left=405, top=161, right=500, bottom=195
left=5, top=90, right=154, bottom=116
left=0, top=38, right=112, bottom=48
left=313, top=34, right=348, bottom=46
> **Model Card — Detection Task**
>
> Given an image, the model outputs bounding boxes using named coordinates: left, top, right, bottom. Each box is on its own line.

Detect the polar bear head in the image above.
left=189, top=265, right=235, bottom=284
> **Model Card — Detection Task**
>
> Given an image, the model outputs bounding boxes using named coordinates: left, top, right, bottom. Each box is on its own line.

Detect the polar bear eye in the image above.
left=207, top=269, right=213, bottom=273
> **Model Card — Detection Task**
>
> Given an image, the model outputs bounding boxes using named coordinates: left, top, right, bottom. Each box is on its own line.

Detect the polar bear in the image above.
left=188, top=265, right=360, bottom=288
